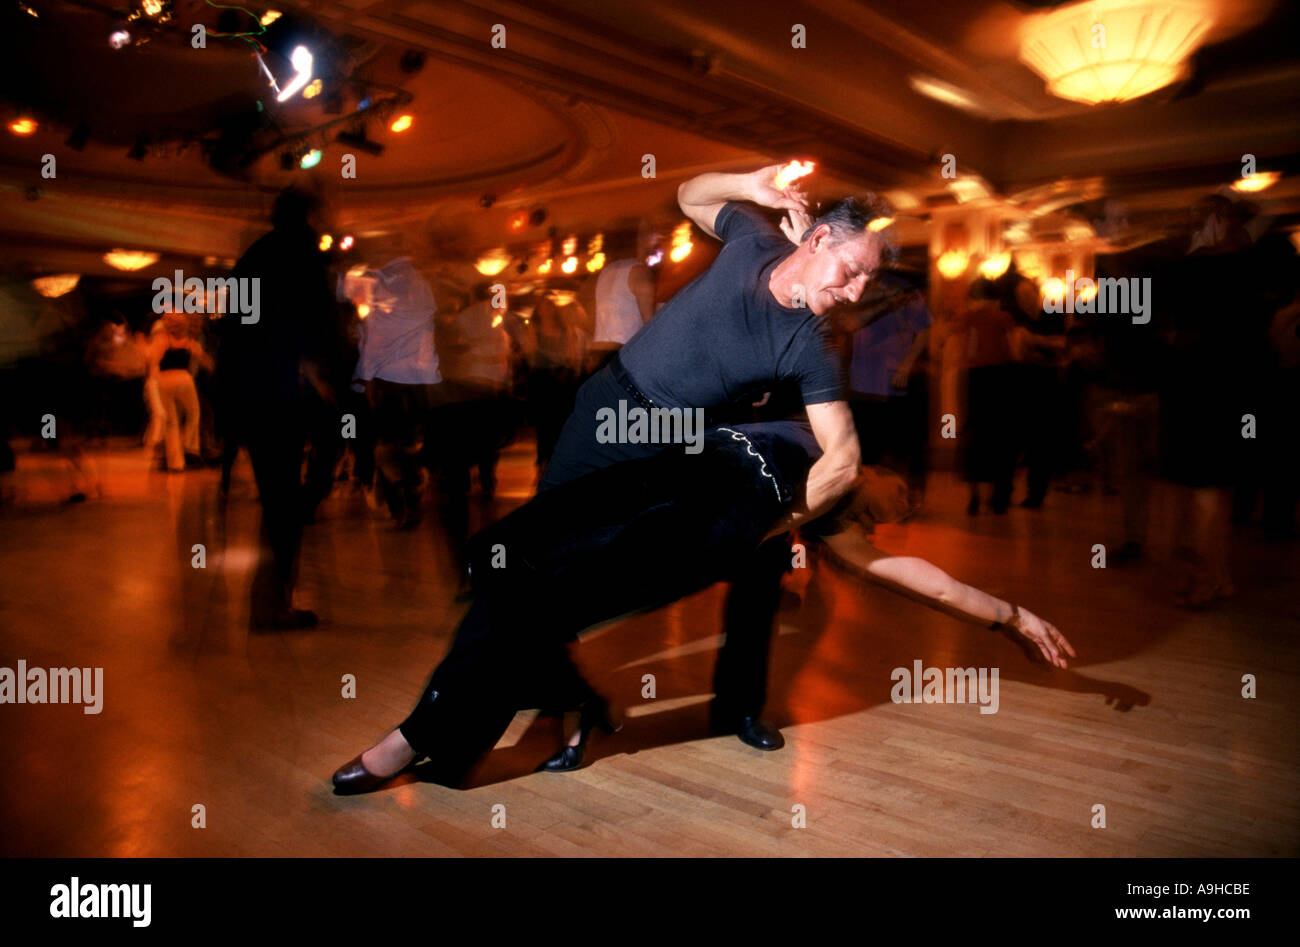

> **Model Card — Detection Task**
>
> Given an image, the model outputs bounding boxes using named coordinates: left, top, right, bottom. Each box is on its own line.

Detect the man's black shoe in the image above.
left=735, top=716, right=784, bottom=751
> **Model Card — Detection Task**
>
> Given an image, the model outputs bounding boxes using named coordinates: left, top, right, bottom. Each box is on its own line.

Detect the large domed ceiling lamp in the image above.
left=1018, top=0, right=1216, bottom=104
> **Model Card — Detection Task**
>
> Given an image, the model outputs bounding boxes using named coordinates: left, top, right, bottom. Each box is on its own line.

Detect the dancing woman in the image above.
left=332, top=420, right=1074, bottom=794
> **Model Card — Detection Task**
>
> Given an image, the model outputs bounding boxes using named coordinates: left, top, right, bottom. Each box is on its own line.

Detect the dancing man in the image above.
left=538, top=162, right=892, bottom=749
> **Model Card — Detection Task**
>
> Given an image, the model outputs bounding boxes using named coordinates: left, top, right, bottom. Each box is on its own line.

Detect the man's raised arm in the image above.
left=677, top=164, right=810, bottom=240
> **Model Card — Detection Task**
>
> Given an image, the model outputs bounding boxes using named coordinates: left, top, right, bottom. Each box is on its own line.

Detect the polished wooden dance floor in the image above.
left=1, top=439, right=1297, bottom=857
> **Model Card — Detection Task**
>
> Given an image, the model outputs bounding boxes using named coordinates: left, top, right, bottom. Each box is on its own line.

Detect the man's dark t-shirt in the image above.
left=219, top=223, right=335, bottom=412
left=618, top=202, right=844, bottom=408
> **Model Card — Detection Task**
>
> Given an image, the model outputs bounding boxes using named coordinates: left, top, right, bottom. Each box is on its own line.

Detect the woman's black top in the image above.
left=159, top=346, right=191, bottom=372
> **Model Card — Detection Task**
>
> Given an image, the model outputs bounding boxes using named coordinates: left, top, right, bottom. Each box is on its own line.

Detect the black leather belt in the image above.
left=609, top=352, right=657, bottom=411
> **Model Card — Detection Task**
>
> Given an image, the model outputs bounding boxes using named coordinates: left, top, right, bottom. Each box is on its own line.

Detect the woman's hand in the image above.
left=1003, top=606, right=1076, bottom=669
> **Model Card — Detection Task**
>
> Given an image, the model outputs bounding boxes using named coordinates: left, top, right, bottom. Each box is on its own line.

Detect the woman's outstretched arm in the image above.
left=817, top=525, right=1077, bottom=669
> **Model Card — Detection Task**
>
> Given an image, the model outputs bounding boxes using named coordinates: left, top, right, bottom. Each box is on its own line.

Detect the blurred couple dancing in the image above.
left=333, top=163, right=1075, bottom=794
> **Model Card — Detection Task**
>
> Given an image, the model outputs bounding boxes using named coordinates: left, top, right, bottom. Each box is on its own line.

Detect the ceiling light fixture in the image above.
left=1018, top=0, right=1216, bottom=105
left=979, top=252, right=1012, bottom=280
left=1231, top=171, right=1280, bottom=194
left=936, top=250, right=970, bottom=280
left=275, top=45, right=314, bottom=102
left=476, top=249, right=511, bottom=277
left=908, top=75, right=982, bottom=114
left=32, top=274, right=80, bottom=298
left=103, top=250, right=159, bottom=271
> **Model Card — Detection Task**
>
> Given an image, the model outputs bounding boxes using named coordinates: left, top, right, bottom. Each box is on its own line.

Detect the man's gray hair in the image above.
left=801, top=194, right=898, bottom=263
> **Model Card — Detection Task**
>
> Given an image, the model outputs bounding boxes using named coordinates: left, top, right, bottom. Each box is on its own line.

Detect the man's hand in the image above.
left=749, top=164, right=812, bottom=215
left=677, top=164, right=813, bottom=240
left=1002, top=606, right=1077, bottom=669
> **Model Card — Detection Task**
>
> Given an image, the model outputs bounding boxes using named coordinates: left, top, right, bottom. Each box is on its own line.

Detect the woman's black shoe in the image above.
left=332, top=751, right=423, bottom=795
left=536, top=698, right=618, bottom=773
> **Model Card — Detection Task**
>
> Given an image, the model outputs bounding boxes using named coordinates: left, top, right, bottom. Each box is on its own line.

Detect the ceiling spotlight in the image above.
left=8, top=118, right=37, bottom=136
left=529, top=208, right=547, bottom=227
left=339, top=235, right=354, bottom=251
left=299, top=148, right=322, bottom=169
left=389, top=114, right=413, bottom=133
left=508, top=211, right=528, bottom=231
left=109, top=29, right=131, bottom=49
left=561, top=256, right=578, bottom=274
left=336, top=130, right=384, bottom=156
left=319, top=234, right=333, bottom=252
left=302, top=78, right=323, bottom=99
left=260, top=10, right=282, bottom=27
left=275, top=45, right=313, bottom=102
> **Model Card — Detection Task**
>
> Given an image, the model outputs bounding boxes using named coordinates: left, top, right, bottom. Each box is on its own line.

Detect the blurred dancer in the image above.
left=352, top=254, right=442, bottom=529
left=148, top=308, right=212, bottom=472
left=527, top=294, right=585, bottom=471
left=83, top=313, right=147, bottom=443
left=219, top=187, right=336, bottom=629
left=441, top=283, right=513, bottom=499
left=1005, top=276, right=1067, bottom=508
left=842, top=279, right=930, bottom=504
left=585, top=229, right=657, bottom=375
left=1156, top=198, right=1255, bottom=607
left=952, top=279, right=1016, bottom=514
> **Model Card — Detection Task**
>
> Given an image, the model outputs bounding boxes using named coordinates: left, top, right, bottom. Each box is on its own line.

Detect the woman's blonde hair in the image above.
left=844, top=465, right=911, bottom=526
